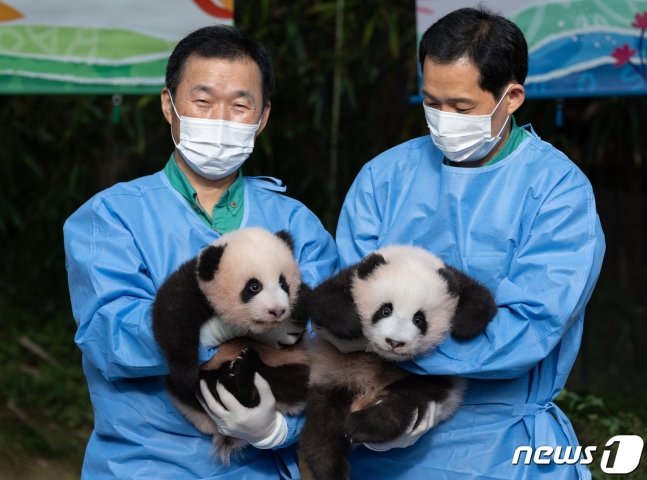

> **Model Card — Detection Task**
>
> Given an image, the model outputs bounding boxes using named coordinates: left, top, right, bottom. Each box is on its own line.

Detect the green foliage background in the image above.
left=0, top=0, right=645, bottom=477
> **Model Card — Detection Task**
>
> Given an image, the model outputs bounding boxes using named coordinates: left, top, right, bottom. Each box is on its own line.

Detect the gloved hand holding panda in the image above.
left=300, top=245, right=497, bottom=480
left=152, top=227, right=311, bottom=465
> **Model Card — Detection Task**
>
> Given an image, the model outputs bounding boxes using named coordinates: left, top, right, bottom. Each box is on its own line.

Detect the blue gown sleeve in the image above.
left=291, top=205, right=340, bottom=287
left=411, top=184, right=605, bottom=379
left=336, top=164, right=605, bottom=380
left=64, top=199, right=170, bottom=382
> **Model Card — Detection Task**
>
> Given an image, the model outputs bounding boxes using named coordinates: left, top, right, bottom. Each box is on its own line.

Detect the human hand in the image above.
left=363, top=401, right=437, bottom=451
left=313, top=323, right=368, bottom=353
left=199, top=316, right=248, bottom=347
left=197, top=373, right=288, bottom=448
left=247, top=316, right=306, bottom=348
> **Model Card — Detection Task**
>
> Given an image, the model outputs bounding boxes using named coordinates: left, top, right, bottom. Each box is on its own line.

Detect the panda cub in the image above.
left=152, top=227, right=310, bottom=464
left=300, top=245, right=497, bottom=480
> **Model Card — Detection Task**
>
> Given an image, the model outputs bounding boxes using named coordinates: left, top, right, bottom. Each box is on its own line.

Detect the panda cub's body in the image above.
left=152, top=227, right=310, bottom=464
left=300, top=245, right=497, bottom=480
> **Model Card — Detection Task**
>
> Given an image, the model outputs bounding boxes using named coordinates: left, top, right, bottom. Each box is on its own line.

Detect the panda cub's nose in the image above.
left=385, top=338, right=405, bottom=349
left=268, top=308, right=286, bottom=318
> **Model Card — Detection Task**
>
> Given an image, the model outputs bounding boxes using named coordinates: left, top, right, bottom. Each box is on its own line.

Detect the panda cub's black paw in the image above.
left=344, top=408, right=383, bottom=444
left=218, top=347, right=261, bottom=408
left=344, top=402, right=410, bottom=444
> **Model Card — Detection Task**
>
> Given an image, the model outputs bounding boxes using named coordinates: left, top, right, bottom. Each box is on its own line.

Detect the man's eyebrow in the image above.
left=189, top=85, right=256, bottom=103
left=421, top=90, right=475, bottom=104
left=233, top=90, right=256, bottom=102
left=190, top=84, right=213, bottom=94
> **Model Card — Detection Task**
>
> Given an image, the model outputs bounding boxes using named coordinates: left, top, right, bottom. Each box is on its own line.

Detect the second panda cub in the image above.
left=300, top=245, right=497, bottom=480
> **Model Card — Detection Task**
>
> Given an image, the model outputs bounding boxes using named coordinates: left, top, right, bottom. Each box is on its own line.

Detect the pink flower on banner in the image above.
left=612, top=44, right=637, bottom=66
left=613, top=11, right=647, bottom=82
left=632, top=11, right=647, bottom=29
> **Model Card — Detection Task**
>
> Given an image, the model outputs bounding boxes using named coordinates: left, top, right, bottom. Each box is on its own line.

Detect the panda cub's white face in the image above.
left=197, top=228, right=301, bottom=334
left=351, top=245, right=459, bottom=361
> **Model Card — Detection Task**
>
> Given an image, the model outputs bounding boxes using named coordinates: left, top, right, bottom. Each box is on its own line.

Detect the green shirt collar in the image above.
left=163, top=155, right=245, bottom=233
left=483, top=116, right=528, bottom=166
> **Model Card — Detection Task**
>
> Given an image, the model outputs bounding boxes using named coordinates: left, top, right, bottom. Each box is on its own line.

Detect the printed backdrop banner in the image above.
left=416, top=0, right=647, bottom=98
left=0, top=0, right=234, bottom=93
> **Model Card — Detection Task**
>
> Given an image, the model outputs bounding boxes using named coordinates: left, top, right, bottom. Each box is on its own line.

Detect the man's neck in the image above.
left=173, top=151, right=237, bottom=215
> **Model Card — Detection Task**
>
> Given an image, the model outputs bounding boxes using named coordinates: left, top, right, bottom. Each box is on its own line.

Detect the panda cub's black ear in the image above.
left=438, top=265, right=497, bottom=340
left=197, top=244, right=226, bottom=282
left=275, top=230, right=295, bottom=253
left=357, top=253, right=387, bottom=280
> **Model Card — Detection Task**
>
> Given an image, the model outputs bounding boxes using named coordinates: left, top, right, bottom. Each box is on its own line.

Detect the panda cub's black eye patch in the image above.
left=279, top=274, right=289, bottom=294
left=241, top=278, right=263, bottom=303
left=372, top=302, right=393, bottom=323
left=412, top=310, right=427, bottom=334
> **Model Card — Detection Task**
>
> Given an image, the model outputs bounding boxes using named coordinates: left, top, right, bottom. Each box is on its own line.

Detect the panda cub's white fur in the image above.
left=352, top=245, right=459, bottom=361
left=197, top=228, right=301, bottom=335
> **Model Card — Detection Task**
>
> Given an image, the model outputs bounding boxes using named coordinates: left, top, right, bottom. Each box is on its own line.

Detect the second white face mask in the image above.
left=423, top=85, right=512, bottom=163
left=169, top=93, right=259, bottom=180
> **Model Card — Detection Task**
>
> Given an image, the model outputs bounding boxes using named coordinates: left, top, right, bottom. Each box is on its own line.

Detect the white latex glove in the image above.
left=363, top=401, right=437, bottom=451
left=198, top=373, right=288, bottom=449
left=199, top=315, right=249, bottom=347
left=247, top=316, right=306, bottom=348
left=313, top=323, right=368, bottom=353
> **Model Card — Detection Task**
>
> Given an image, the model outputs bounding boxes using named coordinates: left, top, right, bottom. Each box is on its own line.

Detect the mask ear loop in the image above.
left=490, top=84, right=514, bottom=138
left=167, top=91, right=181, bottom=148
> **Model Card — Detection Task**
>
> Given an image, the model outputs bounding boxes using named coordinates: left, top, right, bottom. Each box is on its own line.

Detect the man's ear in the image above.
left=161, top=88, right=173, bottom=125
left=506, top=83, right=525, bottom=116
left=255, top=101, right=271, bottom=137
left=437, top=265, right=497, bottom=340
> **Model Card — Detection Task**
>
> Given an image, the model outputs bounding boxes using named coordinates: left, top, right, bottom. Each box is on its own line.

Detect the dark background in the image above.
left=1, top=1, right=645, bottom=478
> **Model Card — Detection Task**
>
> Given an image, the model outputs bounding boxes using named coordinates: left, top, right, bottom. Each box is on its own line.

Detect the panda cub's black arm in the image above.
left=291, top=283, right=312, bottom=326
left=307, top=266, right=364, bottom=340
left=152, top=258, right=214, bottom=406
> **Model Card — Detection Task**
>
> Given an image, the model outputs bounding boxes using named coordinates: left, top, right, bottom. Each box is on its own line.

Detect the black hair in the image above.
left=418, top=6, right=528, bottom=98
left=165, top=25, right=274, bottom=105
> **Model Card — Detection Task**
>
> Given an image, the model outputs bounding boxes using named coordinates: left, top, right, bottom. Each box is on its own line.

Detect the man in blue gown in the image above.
left=335, top=7, right=605, bottom=479
left=64, top=26, right=337, bottom=479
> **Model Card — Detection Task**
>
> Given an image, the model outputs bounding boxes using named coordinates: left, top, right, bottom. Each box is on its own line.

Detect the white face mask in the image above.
left=423, top=85, right=512, bottom=163
left=168, top=92, right=259, bottom=180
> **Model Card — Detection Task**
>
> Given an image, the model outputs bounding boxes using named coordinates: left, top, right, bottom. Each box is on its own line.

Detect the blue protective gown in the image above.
left=336, top=126, right=605, bottom=480
left=64, top=171, right=338, bottom=479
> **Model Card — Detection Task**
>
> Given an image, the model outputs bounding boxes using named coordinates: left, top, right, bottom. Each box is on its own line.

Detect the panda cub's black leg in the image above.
left=301, top=386, right=355, bottom=480
left=200, top=347, right=262, bottom=408
left=255, top=362, right=310, bottom=406
left=344, top=375, right=453, bottom=444
left=200, top=348, right=310, bottom=411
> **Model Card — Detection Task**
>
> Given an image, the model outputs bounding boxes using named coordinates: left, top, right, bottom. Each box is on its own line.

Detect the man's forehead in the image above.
left=179, top=56, right=262, bottom=97
left=422, top=57, right=489, bottom=100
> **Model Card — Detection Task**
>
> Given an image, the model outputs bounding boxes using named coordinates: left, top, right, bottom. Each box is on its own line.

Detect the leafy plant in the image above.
left=556, top=390, right=647, bottom=479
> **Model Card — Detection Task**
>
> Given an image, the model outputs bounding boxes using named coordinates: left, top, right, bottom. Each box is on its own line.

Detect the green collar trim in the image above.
left=483, top=116, right=528, bottom=166
left=163, top=155, right=244, bottom=232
